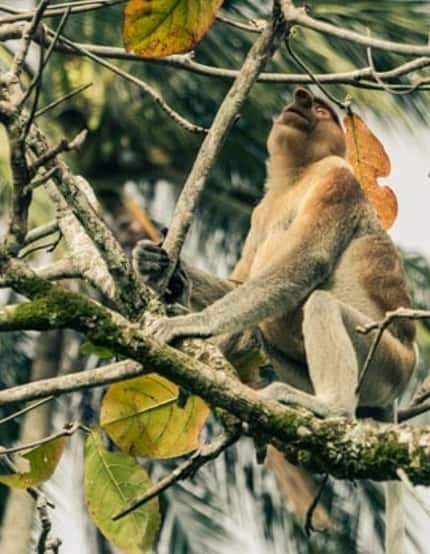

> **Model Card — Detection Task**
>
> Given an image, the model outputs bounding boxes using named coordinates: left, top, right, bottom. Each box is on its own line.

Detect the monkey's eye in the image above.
left=315, top=106, right=329, bottom=117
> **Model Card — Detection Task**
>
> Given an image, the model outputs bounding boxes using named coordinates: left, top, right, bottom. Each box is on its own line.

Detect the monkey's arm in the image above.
left=148, top=170, right=365, bottom=343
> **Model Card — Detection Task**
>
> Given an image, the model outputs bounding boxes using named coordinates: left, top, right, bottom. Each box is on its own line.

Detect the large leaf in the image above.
left=123, top=0, right=224, bottom=58
left=100, top=374, right=210, bottom=458
left=84, top=428, right=160, bottom=554
left=0, top=437, right=66, bottom=489
left=344, top=112, right=398, bottom=230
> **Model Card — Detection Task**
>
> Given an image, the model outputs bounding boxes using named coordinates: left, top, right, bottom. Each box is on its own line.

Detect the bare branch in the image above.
left=0, top=397, right=54, bottom=426
left=356, top=308, right=430, bottom=395
left=0, top=0, right=125, bottom=24
left=1, top=24, right=430, bottom=90
left=24, top=221, right=58, bottom=245
left=10, top=0, right=49, bottom=79
left=35, top=83, right=92, bottom=118
left=29, top=129, right=87, bottom=176
left=46, top=29, right=207, bottom=134
left=0, top=360, right=144, bottom=406
left=160, top=16, right=282, bottom=288
left=113, top=431, right=240, bottom=520
left=36, top=258, right=81, bottom=281
left=280, top=0, right=430, bottom=57
left=0, top=422, right=80, bottom=455
left=216, top=13, right=264, bottom=33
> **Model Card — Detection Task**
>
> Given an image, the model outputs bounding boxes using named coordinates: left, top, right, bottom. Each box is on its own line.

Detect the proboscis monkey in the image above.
left=133, top=88, right=417, bottom=553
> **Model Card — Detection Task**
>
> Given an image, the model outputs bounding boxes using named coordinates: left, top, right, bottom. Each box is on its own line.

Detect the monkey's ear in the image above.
left=343, top=112, right=398, bottom=230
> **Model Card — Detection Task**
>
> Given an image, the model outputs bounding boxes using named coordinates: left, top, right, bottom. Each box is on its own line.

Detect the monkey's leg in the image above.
left=263, top=290, right=415, bottom=418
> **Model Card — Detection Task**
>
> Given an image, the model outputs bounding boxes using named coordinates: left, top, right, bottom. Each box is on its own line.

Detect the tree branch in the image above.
left=281, top=0, right=430, bottom=57
left=2, top=261, right=430, bottom=485
left=160, top=14, right=282, bottom=287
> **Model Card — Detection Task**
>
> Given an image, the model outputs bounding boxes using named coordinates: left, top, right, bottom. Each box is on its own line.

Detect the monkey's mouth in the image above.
left=283, top=107, right=309, bottom=122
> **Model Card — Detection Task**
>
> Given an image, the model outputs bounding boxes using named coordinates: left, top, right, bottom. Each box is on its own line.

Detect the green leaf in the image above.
left=100, top=374, right=210, bottom=458
left=80, top=341, right=115, bottom=359
left=123, top=0, right=224, bottom=58
left=84, top=428, right=160, bottom=554
left=0, top=437, right=67, bottom=489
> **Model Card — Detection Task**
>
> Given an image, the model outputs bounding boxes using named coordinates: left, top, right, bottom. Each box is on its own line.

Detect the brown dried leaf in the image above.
left=344, top=112, right=398, bottom=229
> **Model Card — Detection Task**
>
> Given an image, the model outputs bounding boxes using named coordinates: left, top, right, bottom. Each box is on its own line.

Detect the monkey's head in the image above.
left=267, top=88, right=346, bottom=165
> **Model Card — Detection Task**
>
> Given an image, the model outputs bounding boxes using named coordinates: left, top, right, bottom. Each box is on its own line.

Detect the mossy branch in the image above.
left=2, top=261, right=430, bottom=485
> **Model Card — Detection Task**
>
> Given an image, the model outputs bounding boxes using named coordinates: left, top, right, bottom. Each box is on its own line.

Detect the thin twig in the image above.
left=0, top=422, right=80, bottom=455
left=0, top=396, right=55, bottom=426
left=113, top=431, right=240, bottom=520
left=36, top=495, right=52, bottom=554
left=29, top=129, right=87, bottom=175
left=21, top=26, right=45, bottom=140
left=285, top=36, right=350, bottom=110
left=366, top=40, right=424, bottom=97
left=20, top=6, right=72, bottom=111
left=25, top=166, right=60, bottom=193
left=398, top=400, right=430, bottom=422
left=46, top=29, right=207, bottom=134
left=18, top=230, right=62, bottom=259
left=304, top=474, right=329, bottom=536
left=10, top=0, right=50, bottom=78
left=35, top=83, right=92, bottom=118
left=216, top=13, right=264, bottom=33
left=356, top=308, right=430, bottom=395
left=24, top=220, right=58, bottom=245
left=0, top=0, right=125, bottom=24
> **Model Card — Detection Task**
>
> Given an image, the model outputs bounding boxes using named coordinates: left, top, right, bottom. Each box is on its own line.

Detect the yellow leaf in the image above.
left=344, top=112, right=398, bottom=230
left=123, top=0, right=224, bottom=58
left=84, top=429, right=160, bottom=554
left=100, top=374, right=210, bottom=458
left=0, top=437, right=66, bottom=489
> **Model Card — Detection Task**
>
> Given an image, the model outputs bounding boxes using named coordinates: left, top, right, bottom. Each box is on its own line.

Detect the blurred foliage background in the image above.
left=1, top=0, right=430, bottom=552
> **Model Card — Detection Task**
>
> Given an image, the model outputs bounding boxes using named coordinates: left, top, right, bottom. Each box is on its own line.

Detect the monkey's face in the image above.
left=267, top=88, right=346, bottom=163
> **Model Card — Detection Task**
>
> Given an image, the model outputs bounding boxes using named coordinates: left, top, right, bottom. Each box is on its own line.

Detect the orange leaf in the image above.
left=123, top=0, right=224, bottom=59
left=344, top=112, right=398, bottom=229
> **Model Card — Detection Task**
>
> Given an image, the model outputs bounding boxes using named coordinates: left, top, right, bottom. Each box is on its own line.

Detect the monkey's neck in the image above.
left=266, top=155, right=307, bottom=191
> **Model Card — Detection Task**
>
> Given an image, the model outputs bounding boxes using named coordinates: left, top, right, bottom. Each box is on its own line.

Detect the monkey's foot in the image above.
left=258, top=382, right=353, bottom=419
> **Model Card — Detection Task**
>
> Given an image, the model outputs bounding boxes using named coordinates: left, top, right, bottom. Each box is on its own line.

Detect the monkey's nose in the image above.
left=294, top=87, right=313, bottom=109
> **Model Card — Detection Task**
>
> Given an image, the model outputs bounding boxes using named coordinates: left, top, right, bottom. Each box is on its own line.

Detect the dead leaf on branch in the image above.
left=344, top=112, right=398, bottom=230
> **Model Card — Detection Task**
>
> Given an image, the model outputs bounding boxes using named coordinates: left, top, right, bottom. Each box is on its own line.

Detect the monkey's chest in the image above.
left=250, top=213, right=297, bottom=272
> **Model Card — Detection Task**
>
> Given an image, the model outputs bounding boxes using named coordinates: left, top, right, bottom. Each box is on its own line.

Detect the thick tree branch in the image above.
left=2, top=262, right=430, bottom=485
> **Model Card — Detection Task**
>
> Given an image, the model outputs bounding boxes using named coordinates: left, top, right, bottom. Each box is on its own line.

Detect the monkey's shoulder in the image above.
left=305, top=157, right=365, bottom=207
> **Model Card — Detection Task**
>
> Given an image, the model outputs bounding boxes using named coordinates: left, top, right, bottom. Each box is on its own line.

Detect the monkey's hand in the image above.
left=146, top=313, right=211, bottom=344
left=132, top=239, right=190, bottom=305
